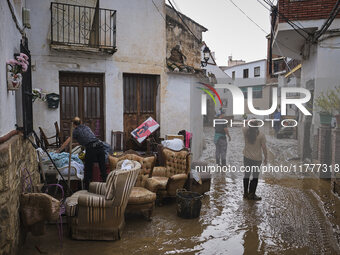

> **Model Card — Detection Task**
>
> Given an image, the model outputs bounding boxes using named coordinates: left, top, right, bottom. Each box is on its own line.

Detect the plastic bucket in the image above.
left=176, top=189, right=203, bottom=219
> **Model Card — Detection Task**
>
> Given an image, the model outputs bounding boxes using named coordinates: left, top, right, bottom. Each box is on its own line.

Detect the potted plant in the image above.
left=315, top=92, right=333, bottom=126
left=6, top=53, right=29, bottom=90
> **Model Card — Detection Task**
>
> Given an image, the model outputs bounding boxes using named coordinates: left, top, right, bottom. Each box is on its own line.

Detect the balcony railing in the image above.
left=51, top=2, right=116, bottom=53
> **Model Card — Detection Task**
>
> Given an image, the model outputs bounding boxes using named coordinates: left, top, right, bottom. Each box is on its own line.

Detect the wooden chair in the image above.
left=39, top=122, right=62, bottom=149
left=111, top=131, right=124, bottom=152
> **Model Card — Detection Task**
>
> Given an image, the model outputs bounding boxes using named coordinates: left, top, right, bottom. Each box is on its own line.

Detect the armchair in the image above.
left=108, top=150, right=157, bottom=220
left=65, top=161, right=140, bottom=240
left=145, top=148, right=192, bottom=200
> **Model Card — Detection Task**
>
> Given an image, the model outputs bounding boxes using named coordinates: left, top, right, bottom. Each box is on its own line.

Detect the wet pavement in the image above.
left=22, top=127, right=340, bottom=255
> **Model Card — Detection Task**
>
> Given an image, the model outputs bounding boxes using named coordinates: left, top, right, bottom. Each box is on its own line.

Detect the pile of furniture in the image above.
left=64, top=143, right=211, bottom=241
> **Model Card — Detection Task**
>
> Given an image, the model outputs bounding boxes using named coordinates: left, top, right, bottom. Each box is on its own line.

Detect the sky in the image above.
left=167, top=0, right=272, bottom=66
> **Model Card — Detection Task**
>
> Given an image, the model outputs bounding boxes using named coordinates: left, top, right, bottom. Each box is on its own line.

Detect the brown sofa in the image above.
left=65, top=161, right=140, bottom=240
left=108, top=150, right=157, bottom=220
left=145, top=147, right=192, bottom=200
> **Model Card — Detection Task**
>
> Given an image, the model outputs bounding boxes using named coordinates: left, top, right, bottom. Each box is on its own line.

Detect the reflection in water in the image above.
left=22, top=127, right=340, bottom=255
left=243, top=225, right=260, bottom=255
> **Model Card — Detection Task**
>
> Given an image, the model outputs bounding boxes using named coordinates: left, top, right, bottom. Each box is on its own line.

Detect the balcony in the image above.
left=50, top=2, right=116, bottom=54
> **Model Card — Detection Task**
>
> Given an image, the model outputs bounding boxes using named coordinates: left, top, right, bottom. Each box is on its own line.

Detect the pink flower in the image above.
left=19, top=53, right=29, bottom=61
left=6, top=59, right=19, bottom=65
left=21, top=63, right=28, bottom=72
left=16, top=56, right=29, bottom=65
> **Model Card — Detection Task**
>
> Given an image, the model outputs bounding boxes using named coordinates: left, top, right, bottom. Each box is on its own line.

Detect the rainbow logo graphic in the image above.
left=197, top=82, right=222, bottom=106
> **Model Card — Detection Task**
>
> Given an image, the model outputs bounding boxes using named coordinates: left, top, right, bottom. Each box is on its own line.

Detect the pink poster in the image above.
left=131, top=117, right=159, bottom=143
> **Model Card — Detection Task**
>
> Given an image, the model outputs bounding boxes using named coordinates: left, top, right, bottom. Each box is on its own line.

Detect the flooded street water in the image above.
left=23, top=127, right=340, bottom=255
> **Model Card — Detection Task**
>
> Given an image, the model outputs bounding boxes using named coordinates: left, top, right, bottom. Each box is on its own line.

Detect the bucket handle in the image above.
left=176, top=188, right=203, bottom=199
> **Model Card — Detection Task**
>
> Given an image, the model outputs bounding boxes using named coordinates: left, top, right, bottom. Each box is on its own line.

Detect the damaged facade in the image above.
left=164, top=5, right=208, bottom=159
left=0, top=1, right=208, bottom=253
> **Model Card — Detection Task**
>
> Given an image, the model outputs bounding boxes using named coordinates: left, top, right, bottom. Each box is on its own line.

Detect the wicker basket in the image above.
left=20, top=193, right=61, bottom=227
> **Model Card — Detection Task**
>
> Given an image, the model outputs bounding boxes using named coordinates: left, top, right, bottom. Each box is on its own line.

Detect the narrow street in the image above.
left=23, top=127, right=340, bottom=255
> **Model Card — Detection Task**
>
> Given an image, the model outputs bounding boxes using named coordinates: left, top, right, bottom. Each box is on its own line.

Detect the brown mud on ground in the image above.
left=22, top=127, right=340, bottom=255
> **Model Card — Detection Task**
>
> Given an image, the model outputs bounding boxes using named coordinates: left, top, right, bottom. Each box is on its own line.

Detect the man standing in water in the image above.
left=242, top=121, right=267, bottom=200
left=214, top=112, right=231, bottom=166
left=58, top=117, right=107, bottom=190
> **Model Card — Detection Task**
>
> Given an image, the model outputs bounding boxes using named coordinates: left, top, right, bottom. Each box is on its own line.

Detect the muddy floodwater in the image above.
left=23, top=127, right=340, bottom=255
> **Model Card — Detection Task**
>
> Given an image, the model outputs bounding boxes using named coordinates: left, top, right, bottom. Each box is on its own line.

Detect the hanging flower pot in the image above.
left=8, top=71, right=22, bottom=90
left=319, top=112, right=332, bottom=126
left=6, top=53, right=29, bottom=91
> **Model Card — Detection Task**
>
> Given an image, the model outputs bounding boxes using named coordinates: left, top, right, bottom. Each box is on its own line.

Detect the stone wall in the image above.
left=166, top=5, right=206, bottom=69
left=0, top=134, right=40, bottom=255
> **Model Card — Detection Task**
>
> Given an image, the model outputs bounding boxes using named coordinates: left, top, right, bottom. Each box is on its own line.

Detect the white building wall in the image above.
left=26, top=0, right=166, bottom=142
left=313, top=36, right=340, bottom=132
left=0, top=1, right=24, bottom=136
left=224, top=59, right=266, bottom=87
left=204, top=63, right=233, bottom=116
left=162, top=73, right=203, bottom=161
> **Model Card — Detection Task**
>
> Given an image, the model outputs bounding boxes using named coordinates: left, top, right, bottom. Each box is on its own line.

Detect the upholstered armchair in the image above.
left=65, top=161, right=140, bottom=240
left=145, top=148, right=192, bottom=200
left=108, top=150, right=157, bottom=220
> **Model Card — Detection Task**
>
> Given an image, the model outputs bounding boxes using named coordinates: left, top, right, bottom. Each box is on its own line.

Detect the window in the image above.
left=232, top=71, right=235, bottom=80
left=254, top=66, right=260, bottom=77
left=241, top=87, right=248, bottom=99
left=273, top=59, right=285, bottom=74
left=243, top=69, right=249, bottom=78
left=252, top=86, right=263, bottom=99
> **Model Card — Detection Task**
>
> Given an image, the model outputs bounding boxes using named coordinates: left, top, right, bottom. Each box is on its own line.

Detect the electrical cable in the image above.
left=313, top=0, right=340, bottom=42
left=227, top=0, right=268, bottom=34
left=168, top=0, right=202, bottom=42
left=257, top=0, right=271, bottom=11
left=260, top=0, right=310, bottom=39
left=152, top=0, right=167, bottom=23
left=6, top=0, right=25, bottom=35
left=226, top=0, right=299, bottom=55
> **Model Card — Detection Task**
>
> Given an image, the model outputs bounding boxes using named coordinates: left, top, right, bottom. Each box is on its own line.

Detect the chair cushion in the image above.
left=65, top=190, right=88, bottom=217
left=150, top=176, right=168, bottom=190
left=128, top=187, right=156, bottom=205
left=109, top=153, right=155, bottom=187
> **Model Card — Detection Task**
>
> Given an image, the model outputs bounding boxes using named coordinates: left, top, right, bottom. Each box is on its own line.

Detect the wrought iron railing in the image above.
left=50, top=2, right=116, bottom=52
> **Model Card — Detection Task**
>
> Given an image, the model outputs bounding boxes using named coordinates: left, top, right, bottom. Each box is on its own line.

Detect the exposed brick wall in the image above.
left=278, top=0, right=340, bottom=22
left=166, top=6, right=206, bottom=69
left=0, top=134, right=39, bottom=255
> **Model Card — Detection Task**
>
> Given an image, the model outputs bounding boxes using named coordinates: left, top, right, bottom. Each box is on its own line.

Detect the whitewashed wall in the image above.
left=224, top=59, right=266, bottom=87
left=162, top=73, right=204, bottom=161
left=0, top=1, right=24, bottom=136
left=26, top=0, right=166, bottom=142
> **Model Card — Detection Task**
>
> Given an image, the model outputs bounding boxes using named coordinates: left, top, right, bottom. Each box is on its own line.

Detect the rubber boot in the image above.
left=243, top=178, right=249, bottom=199
left=221, top=159, right=226, bottom=166
left=249, top=178, right=261, bottom=200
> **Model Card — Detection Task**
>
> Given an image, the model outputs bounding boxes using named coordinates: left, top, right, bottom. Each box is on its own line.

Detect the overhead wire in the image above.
left=226, top=0, right=299, bottom=55
left=167, top=0, right=202, bottom=42
left=313, top=0, right=340, bottom=42
left=152, top=0, right=167, bottom=23
left=260, top=0, right=310, bottom=39
left=257, top=0, right=271, bottom=11
left=227, top=0, right=268, bottom=34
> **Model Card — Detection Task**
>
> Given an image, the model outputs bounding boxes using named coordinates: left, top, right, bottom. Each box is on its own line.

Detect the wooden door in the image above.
left=59, top=72, right=104, bottom=141
left=123, top=74, right=159, bottom=150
